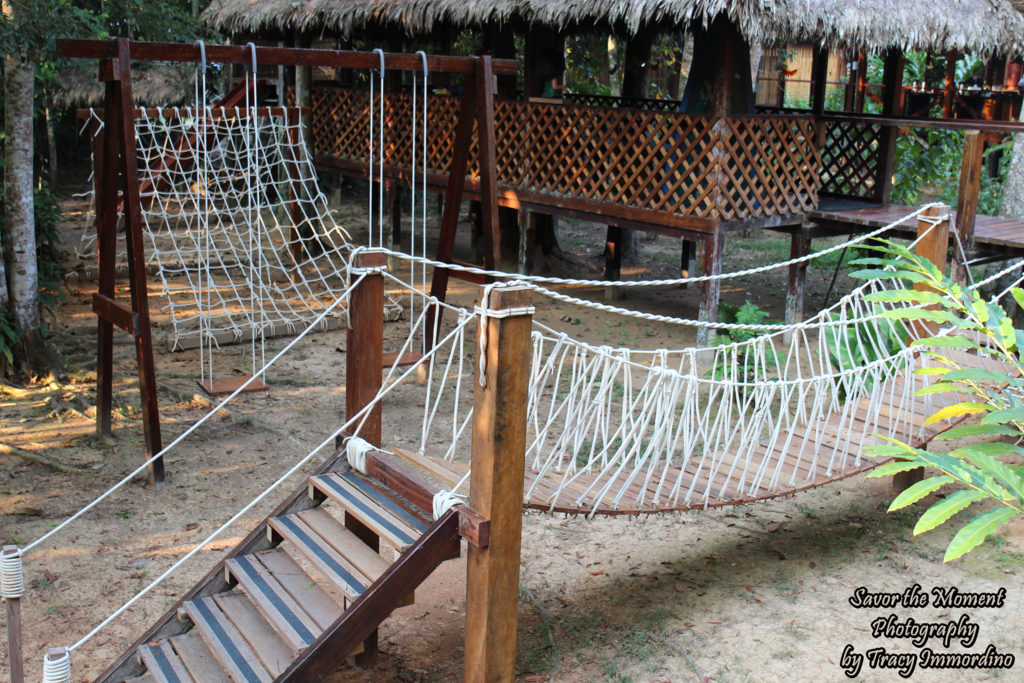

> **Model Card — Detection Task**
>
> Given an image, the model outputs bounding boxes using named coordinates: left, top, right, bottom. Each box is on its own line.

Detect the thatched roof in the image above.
left=205, top=0, right=1024, bottom=55
left=55, top=61, right=196, bottom=107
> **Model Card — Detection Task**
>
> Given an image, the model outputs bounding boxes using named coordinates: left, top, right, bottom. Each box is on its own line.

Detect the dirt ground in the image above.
left=1, top=184, right=1022, bottom=682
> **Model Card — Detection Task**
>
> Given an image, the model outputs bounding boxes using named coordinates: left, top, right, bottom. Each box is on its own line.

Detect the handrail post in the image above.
left=952, top=131, right=983, bottom=285
left=465, top=284, right=533, bottom=683
left=894, top=204, right=950, bottom=491
left=344, top=248, right=387, bottom=661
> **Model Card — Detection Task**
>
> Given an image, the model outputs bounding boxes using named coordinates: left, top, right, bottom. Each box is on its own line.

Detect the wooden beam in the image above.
left=952, top=131, right=983, bottom=285
left=475, top=55, right=501, bottom=270
left=943, top=51, right=957, bottom=119
left=3, top=546, right=24, bottom=683
left=57, top=38, right=517, bottom=74
left=465, top=286, right=533, bottom=683
left=894, top=204, right=950, bottom=491
left=697, top=227, right=724, bottom=346
left=785, top=227, right=811, bottom=333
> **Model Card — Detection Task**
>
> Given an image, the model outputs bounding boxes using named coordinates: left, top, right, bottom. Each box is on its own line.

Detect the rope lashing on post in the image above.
left=1, top=545, right=24, bottom=599
left=432, top=470, right=472, bottom=520
left=346, top=436, right=374, bottom=474
left=476, top=281, right=537, bottom=388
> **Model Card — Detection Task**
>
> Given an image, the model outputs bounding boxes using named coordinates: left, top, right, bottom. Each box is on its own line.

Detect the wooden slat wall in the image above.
left=310, top=87, right=823, bottom=223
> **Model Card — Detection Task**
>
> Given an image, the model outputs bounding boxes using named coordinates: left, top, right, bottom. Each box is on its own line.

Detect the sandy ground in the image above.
left=1, top=185, right=1022, bottom=682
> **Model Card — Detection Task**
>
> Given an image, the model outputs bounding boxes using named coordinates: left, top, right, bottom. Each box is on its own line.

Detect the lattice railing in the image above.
left=311, top=87, right=823, bottom=223
left=819, top=118, right=883, bottom=200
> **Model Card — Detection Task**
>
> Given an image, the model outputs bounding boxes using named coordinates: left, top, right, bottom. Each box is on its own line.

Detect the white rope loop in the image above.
left=346, top=436, right=373, bottom=474
left=1, top=545, right=24, bottom=599
left=42, top=647, right=71, bottom=683
left=432, top=489, right=465, bottom=520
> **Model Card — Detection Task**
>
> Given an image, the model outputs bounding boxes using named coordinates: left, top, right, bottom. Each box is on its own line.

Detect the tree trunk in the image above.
left=44, top=88, right=58, bottom=189
left=3, top=49, right=39, bottom=336
left=1000, top=134, right=1024, bottom=219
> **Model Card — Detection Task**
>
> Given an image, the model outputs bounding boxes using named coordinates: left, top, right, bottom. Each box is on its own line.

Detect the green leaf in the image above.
left=863, top=289, right=947, bottom=305
left=982, top=407, right=1024, bottom=425
left=914, top=490, right=987, bottom=535
left=942, top=368, right=1017, bottom=385
left=951, top=441, right=1024, bottom=458
left=1011, top=288, right=1024, bottom=312
left=956, top=450, right=1024, bottom=502
left=909, top=335, right=980, bottom=350
left=924, top=402, right=991, bottom=425
left=888, top=476, right=954, bottom=511
left=944, top=507, right=1017, bottom=562
left=867, top=461, right=923, bottom=478
left=935, top=423, right=1019, bottom=440
left=914, top=366, right=951, bottom=376
left=914, top=383, right=962, bottom=396
left=881, top=308, right=958, bottom=324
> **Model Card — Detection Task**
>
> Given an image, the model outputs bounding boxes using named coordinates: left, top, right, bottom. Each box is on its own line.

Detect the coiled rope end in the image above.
left=42, top=647, right=71, bottom=683
left=346, top=436, right=373, bottom=474
left=432, top=489, right=465, bottom=521
left=1, top=544, right=24, bottom=599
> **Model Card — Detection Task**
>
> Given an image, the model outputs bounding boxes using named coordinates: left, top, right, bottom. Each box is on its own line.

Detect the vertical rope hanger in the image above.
left=411, top=51, right=429, bottom=349
left=194, top=40, right=213, bottom=384
left=245, top=42, right=267, bottom=378
left=367, top=49, right=386, bottom=248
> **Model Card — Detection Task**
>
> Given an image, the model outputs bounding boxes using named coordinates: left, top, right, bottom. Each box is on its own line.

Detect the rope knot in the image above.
left=432, top=489, right=465, bottom=520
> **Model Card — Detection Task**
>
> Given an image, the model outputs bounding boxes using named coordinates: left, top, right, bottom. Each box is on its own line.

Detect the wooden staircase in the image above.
left=98, top=446, right=461, bottom=683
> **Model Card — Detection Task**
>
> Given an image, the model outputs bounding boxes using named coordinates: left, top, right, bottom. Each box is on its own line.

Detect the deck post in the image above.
left=942, top=51, right=957, bottom=119
left=3, top=546, right=24, bottom=683
left=604, top=225, right=624, bottom=300
left=345, top=248, right=387, bottom=660
left=680, top=239, right=696, bottom=288
left=876, top=49, right=905, bottom=204
left=785, top=227, right=811, bottom=341
left=697, top=227, right=724, bottom=346
left=465, top=284, right=533, bottom=683
left=810, top=47, right=828, bottom=117
left=894, top=204, right=950, bottom=492
left=952, top=131, right=983, bottom=285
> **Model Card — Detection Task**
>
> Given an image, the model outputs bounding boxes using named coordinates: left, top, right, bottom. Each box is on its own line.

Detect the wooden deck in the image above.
left=809, top=200, right=1024, bottom=257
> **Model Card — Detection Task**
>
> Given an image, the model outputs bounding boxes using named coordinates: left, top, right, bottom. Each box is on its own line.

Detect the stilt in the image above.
left=680, top=239, right=695, bottom=288
left=518, top=208, right=533, bottom=274
left=952, top=131, right=983, bottom=285
left=697, top=227, right=724, bottom=346
left=604, top=225, right=624, bottom=301
left=785, top=227, right=811, bottom=343
left=465, top=285, right=533, bottom=683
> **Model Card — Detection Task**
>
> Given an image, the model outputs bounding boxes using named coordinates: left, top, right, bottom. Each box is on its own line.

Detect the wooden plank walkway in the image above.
left=809, top=201, right=1024, bottom=256
left=404, top=349, right=1011, bottom=516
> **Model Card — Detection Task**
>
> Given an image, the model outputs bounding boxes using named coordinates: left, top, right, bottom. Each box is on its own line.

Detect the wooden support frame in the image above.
left=57, top=37, right=515, bottom=480
left=425, top=55, right=503, bottom=349
left=875, top=49, right=906, bottom=205
left=696, top=227, right=724, bottom=346
left=465, top=285, right=533, bottom=683
left=785, top=227, right=812, bottom=333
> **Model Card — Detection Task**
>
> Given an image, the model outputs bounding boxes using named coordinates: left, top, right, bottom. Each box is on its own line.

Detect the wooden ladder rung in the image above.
left=138, top=640, right=194, bottom=683
left=296, top=508, right=414, bottom=607
left=310, top=472, right=427, bottom=551
left=267, top=513, right=374, bottom=600
left=212, top=592, right=293, bottom=678
left=184, top=596, right=273, bottom=683
left=224, top=554, right=321, bottom=653
left=167, top=633, right=231, bottom=683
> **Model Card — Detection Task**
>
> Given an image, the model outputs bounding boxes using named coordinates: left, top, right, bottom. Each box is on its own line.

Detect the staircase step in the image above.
left=213, top=592, right=293, bottom=677
left=296, top=507, right=413, bottom=606
left=168, top=633, right=230, bottom=683
left=267, top=513, right=374, bottom=600
left=125, top=676, right=156, bottom=683
left=138, top=640, right=192, bottom=683
left=310, top=471, right=428, bottom=550
left=254, top=547, right=345, bottom=629
left=184, top=596, right=273, bottom=683
left=225, top=554, right=320, bottom=653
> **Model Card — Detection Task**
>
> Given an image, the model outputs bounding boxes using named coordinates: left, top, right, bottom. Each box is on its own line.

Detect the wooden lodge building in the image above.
left=204, top=0, right=1024, bottom=341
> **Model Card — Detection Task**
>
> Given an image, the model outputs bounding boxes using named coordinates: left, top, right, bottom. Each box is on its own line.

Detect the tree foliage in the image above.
left=853, top=243, right=1024, bottom=561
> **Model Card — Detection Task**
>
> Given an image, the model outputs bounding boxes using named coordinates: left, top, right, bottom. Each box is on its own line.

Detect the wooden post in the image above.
left=344, top=248, right=386, bottom=659
left=952, top=131, right=983, bottom=285
left=785, top=227, right=811, bottom=338
left=680, top=239, right=695, bottom=289
left=876, top=49, right=905, bottom=204
left=697, top=227, right=724, bottom=346
left=3, top=546, right=24, bottom=683
left=894, top=204, right=950, bottom=492
left=942, top=51, right=957, bottom=119
left=465, top=285, right=533, bottom=683
left=94, top=76, right=117, bottom=442
left=810, top=47, right=828, bottom=117
left=604, top=225, right=623, bottom=301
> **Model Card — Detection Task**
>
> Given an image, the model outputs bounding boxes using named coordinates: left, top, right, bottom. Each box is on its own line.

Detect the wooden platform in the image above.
left=809, top=200, right=1024, bottom=257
